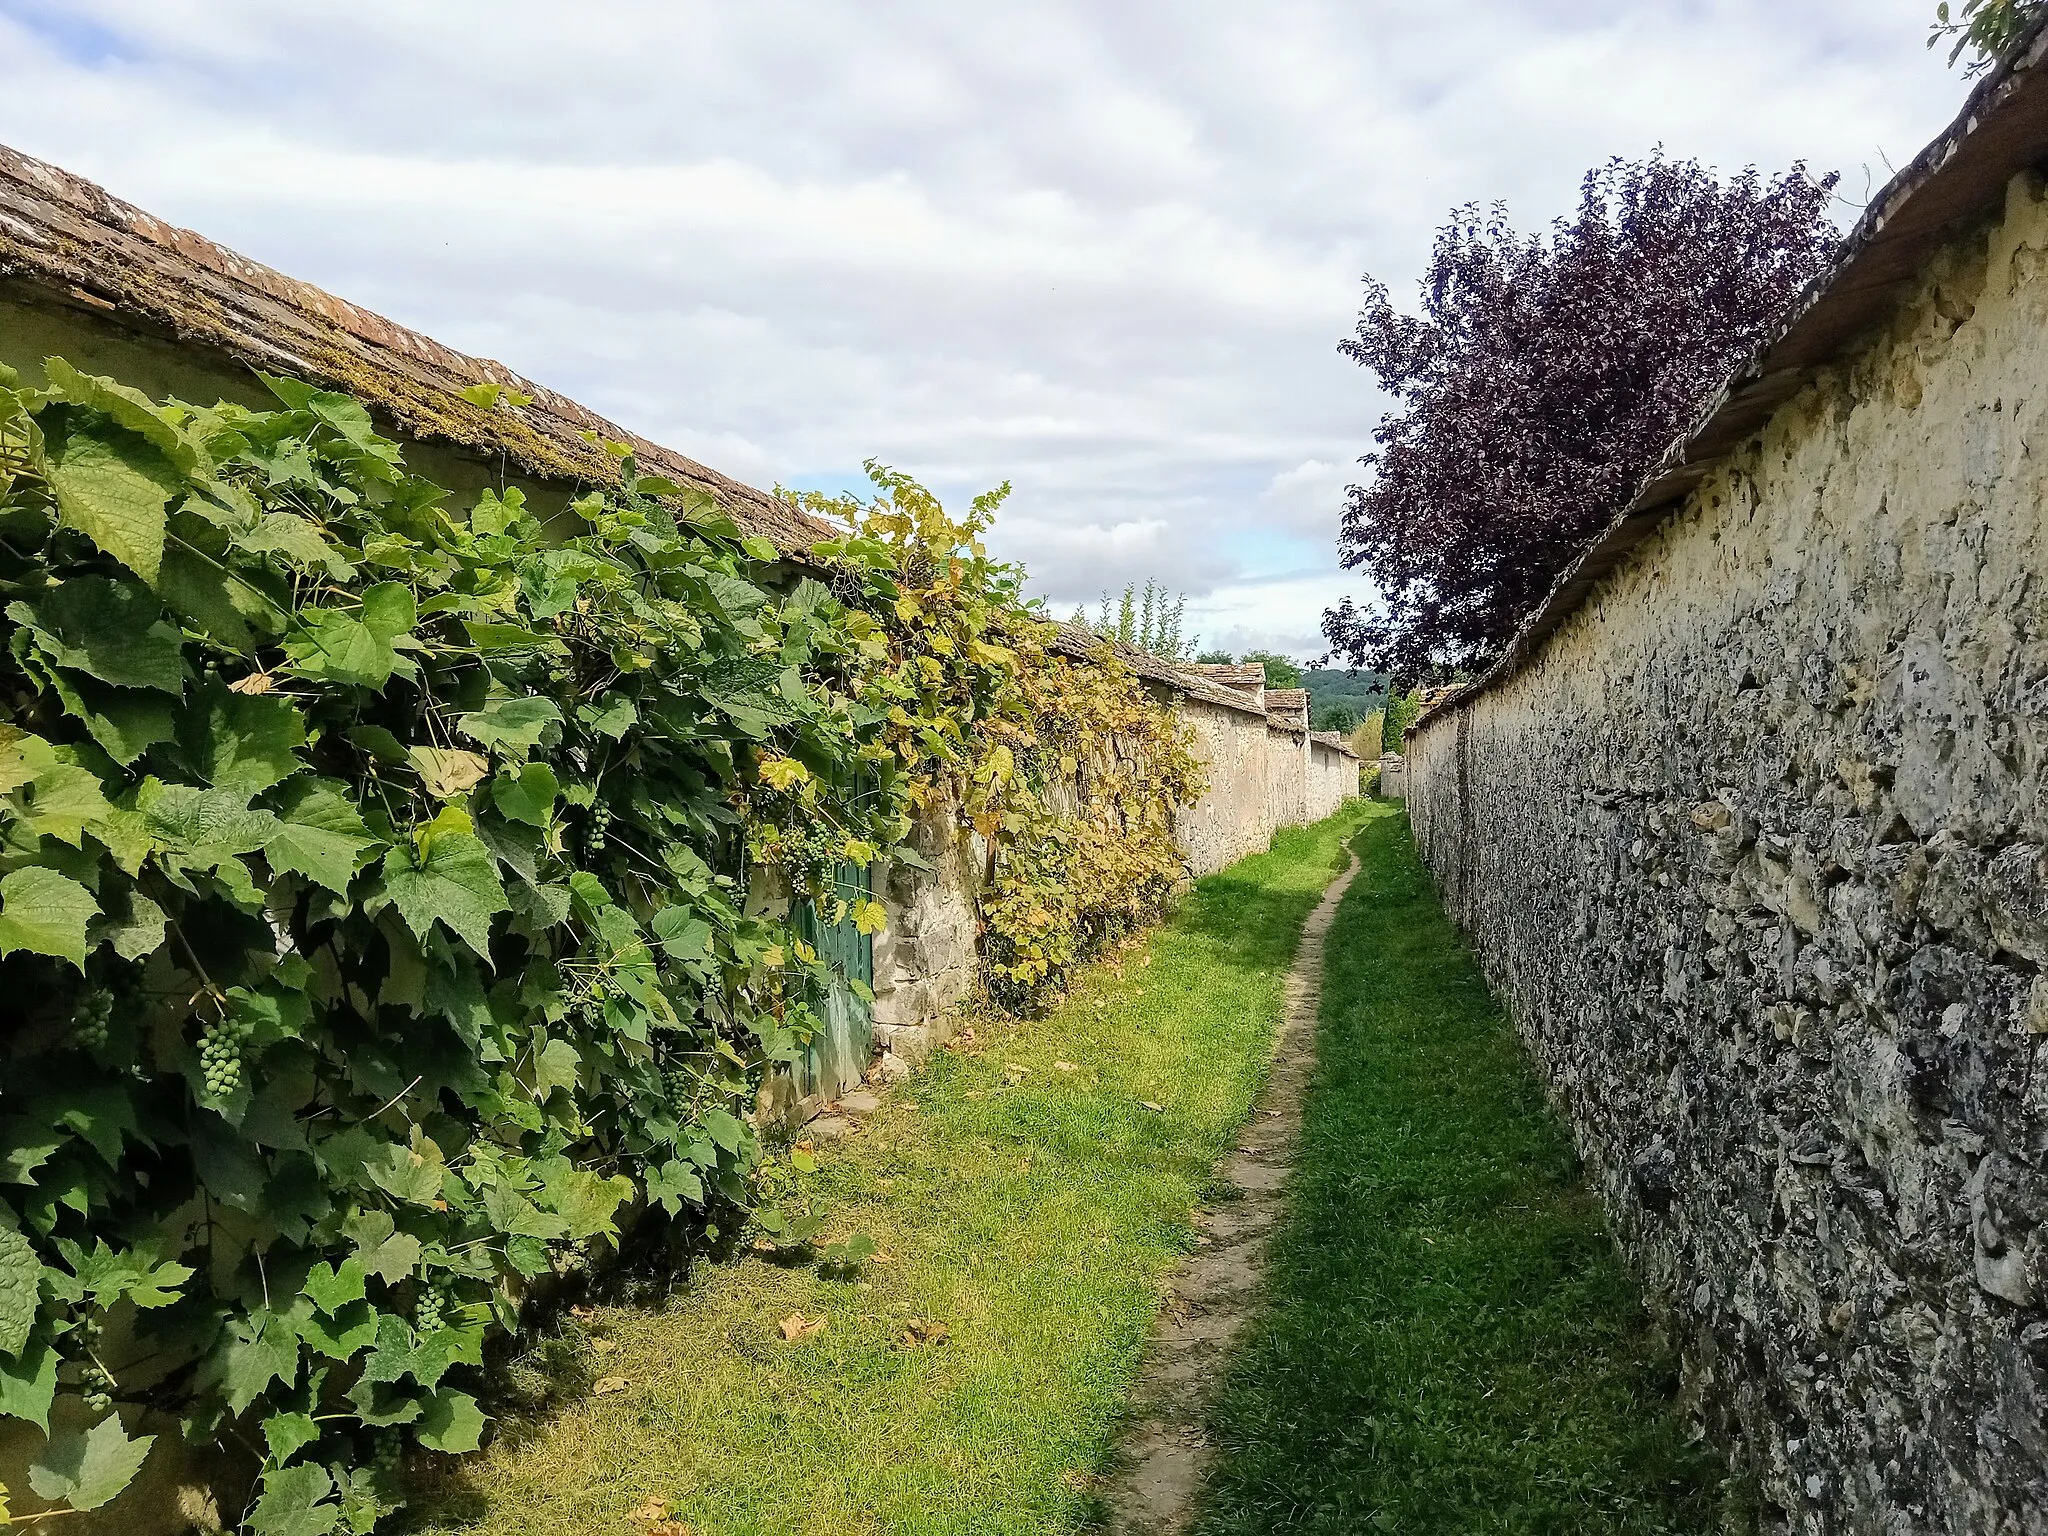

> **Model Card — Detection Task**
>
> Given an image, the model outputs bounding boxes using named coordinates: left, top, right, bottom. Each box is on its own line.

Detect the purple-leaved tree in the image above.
left=1323, top=154, right=1840, bottom=681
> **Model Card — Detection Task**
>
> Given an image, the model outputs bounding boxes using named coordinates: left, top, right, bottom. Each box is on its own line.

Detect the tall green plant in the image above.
left=0, top=361, right=905, bottom=1531
left=1089, top=580, right=1195, bottom=663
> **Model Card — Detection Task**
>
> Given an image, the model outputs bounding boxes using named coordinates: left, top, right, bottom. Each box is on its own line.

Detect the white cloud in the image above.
left=0, top=0, right=1975, bottom=653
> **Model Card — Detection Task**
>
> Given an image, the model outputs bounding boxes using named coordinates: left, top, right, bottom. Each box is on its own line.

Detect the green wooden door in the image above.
left=793, top=858, right=874, bottom=1101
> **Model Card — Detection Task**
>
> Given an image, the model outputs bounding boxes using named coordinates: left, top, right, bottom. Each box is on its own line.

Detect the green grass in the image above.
left=1192, top=807, right=1739, bottom=1536
left=417, top=804, right=1371, bottom=1536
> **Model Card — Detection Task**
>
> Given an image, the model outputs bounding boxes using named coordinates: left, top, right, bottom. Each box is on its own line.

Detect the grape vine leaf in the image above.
left=240, top=512, right=353, bottom=579
left=542, top=1166, right=632, bottom=1242
left=377, top=820, right=507, bottom=956
left=340, top=1211, right=423, bottom=1286
left=303, top=1257, right=367, bottom=1316
left=95, top=889, right=167, bottom=961
left=0, top=1336, right=57, bottom=1430
left=489, top=762, right=558, bottom=827
left=42, top=359, right=199, bottom=474
left=650, top=907, right=711, bottom=962
left=408, top=746, right=490, bottom=800
left=261, top=1410, right=323, bottom=1468
left=14, top=760, right=116, bottom=846
left=0, top=1226, right=42, bottom=1357
left=50, top=1085, right=143, bottom=1169
left=478, top=1181, right=570, bottom=1242
left=181, top=686, right=306, bottom=796
left=532, top=1038, right=581, bottom=1099
left=38, top=672, right=178, bottom=767
left=646, top=1160, right=703, bottom=1217
left=417, top=1389, right=487, bottom=1454
left=363, top=1144, right=445, bottom=1208
left=248, top=1461, right=341, bottom=1536
left=283, top=583, right=418, bottom=689
left=7, top=576, right=186, bottom=692
left=457, top=696, right=562, bottom=759
left=360, top=1314, right=480, bottom=1392
left=48, top=1238, right=194, bottom=1309
left=43, top=421, right=178, bottom=585
left=27, top=1412, right=155, bottom=1512
left=268, top=780, right=381, bottom=896
left=218, top=1315, right=302, bottom=1414
left=0, top=867, right=100, bottom=968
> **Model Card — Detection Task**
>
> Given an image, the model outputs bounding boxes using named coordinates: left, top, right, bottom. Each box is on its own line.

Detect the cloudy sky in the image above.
left=0, top=1, right=1978, bottom=657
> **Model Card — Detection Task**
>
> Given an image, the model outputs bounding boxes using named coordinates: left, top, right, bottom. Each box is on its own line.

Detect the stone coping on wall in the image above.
left=1412, top=14, right=2048, bottom=739
left=0, top=143, right=837, bottom=557
left=1045, top=620, right=1277, bottom=719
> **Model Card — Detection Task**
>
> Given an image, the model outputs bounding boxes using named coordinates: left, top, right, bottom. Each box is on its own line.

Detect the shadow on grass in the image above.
left=1193, top=811, right=1746, bottom=1536
left=410, top=807, right=1374, bottom=1536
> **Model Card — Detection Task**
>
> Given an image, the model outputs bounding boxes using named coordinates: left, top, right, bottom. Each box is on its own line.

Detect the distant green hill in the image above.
left=1303, top=667, right=1388, bottom=732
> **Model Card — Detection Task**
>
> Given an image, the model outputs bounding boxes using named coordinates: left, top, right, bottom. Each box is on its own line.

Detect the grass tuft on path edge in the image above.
left=418, top=803, right=1371, bottom=1536
left=1192, top=807, right=1741, bottom=1536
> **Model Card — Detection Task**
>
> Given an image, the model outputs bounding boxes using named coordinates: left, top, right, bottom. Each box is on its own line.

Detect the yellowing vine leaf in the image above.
left=409, top=746, right=490, bottom=800
left=757, top=755, right=809, bottom=791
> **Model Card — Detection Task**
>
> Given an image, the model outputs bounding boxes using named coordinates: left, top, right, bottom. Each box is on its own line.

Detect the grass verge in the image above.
left=1193, top=807, right=1738, bottom=1536
left=418, top=803, right=1371, bottom=1536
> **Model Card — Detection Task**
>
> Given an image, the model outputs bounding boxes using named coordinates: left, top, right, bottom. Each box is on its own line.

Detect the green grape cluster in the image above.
left=587, top=801, right=613, bottom=851
left=80, top=1360, right=115, bottom=1413
left=76, top=1319, right=113, bottom=1412
left=414, top=1283, right=447, bottom=1336
left=198, top=1012, right=255, bottom=1097
left=71, top=986, right=113, bottom=1051
left=775, top=818, right=847, bottom=895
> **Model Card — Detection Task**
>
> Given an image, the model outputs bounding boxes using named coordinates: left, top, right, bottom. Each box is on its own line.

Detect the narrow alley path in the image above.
left=1097, top=831, right=1360, bottom=1533
left=1187, top=808, right=1736, bottom=1535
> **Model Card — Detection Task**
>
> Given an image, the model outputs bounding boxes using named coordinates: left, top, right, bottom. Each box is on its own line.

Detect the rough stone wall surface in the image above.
left=1406, top=173, right=2048, bottom=1536
left=1175, top=697, right=1275, bottom=875
left=1307, top=740, right=1356, bottom=822
left=870, top=794, right=984, bottom=1068
left=1266, top=726, right=1309, bottom=833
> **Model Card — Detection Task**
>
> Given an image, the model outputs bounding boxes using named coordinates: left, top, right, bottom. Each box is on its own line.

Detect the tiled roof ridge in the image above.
left=0, top=142, right=837, bottom=555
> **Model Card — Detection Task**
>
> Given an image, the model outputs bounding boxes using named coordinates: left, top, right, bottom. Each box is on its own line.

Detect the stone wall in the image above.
left=1265, top=724, right=1308, bottom=834
left=1308, top=736, right=1358, bottom=822
left=1175, top=694, right=1276, bottom=876
left=1406, top=173, right=2048, bottom=1534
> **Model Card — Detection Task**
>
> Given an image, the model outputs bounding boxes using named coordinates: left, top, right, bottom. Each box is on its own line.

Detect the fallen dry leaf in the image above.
left=779, top=1312, right=828, bottom=1341
left=627, top=1497, right=671, bottom=1521
left=1053, top=1060, right=1079, bottom=1073
left=1140, top=1100, right=1165, bottom=1113
left=900, top=1317, right=950, bottom=1347
left=593, top=1375, right=629, bottom=1395
left=1003, top=1063, right=1031, bottom=1079
left=227, top=672, right=275, bottom=695
left=570, top=1305, right=598, bottom=1322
